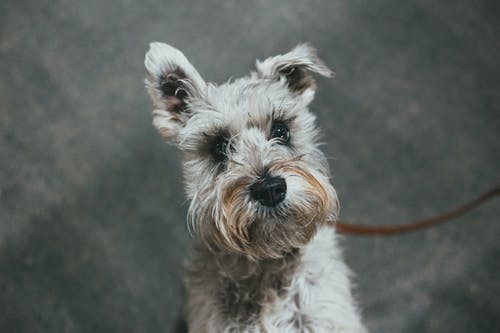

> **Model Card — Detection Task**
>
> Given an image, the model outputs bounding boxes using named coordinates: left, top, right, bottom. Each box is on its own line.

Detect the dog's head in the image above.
left=145, top=43, right=338, bottom=260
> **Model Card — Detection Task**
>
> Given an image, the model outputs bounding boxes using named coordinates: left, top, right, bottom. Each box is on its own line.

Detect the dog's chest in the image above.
left=186, top=228, right=365, bottom=332
left=226, top=229, right=361, bottom=331
left=215, top=248, right=300, bottom=322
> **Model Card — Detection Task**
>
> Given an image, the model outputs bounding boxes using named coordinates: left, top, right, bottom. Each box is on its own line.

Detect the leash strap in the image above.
left=334, top=184, right=500, bottom=236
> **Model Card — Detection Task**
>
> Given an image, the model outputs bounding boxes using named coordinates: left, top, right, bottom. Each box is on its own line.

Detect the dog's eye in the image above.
left=270, top=122, right=290, bottom=144
left=211, top=135, right=230, bottom=162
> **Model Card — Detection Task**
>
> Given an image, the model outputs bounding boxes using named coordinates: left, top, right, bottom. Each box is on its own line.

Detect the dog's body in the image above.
left=145, top=43, right=366, bottom=332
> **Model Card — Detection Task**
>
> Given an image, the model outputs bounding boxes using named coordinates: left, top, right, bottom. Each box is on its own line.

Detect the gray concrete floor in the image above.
left=1, top=1, right=499, bottom=332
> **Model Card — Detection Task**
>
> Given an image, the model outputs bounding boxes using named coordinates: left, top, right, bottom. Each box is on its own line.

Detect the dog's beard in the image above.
left=188, top=161, right=338, bottom=261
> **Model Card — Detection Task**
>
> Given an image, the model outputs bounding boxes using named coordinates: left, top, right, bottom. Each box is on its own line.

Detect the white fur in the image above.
left=186, top=228, right=366, bottom=333
left=260, top=228, right=366, bottom=333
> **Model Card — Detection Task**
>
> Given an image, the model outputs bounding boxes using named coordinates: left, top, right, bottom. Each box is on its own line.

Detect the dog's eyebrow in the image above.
left=246, top=99, right=299, bottom=130
left=271, top=108, right=297, bottom=124
left=271, top=98, right=303, bottom=122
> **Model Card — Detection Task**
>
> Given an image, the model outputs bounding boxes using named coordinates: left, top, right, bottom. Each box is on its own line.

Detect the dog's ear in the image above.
left=145, top=42, right=206, bottom=140
left=255, top=43, right=334, bottom=95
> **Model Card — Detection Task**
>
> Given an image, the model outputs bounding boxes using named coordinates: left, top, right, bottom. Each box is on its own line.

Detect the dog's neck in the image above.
left=188, top=242, right=303, bottom=321
left=217, top=246, right=300, bottom=279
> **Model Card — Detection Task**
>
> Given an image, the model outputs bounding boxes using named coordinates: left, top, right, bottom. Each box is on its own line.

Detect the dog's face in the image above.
left=145, top=43, right=338, bottom=260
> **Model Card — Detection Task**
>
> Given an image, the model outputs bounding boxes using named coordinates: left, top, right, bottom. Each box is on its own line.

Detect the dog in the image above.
left=144, top=42, right=366, bottom=333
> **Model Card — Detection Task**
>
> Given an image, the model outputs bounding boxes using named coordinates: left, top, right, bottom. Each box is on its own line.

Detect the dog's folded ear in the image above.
left=255, top=44, right=334, bottom=94
left=144, top=42, right=206, bottom=139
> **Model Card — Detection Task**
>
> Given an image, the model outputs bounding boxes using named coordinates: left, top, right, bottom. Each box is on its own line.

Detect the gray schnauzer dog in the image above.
left=144, top=43, right=366, bottom=333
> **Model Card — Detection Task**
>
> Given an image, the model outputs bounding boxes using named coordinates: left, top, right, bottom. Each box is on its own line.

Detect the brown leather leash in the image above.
left=334, top=184, right=500, bottom=236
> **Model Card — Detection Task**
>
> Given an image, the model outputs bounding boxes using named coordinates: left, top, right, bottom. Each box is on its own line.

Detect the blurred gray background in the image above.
left=1, top=1, right=499, bottom=332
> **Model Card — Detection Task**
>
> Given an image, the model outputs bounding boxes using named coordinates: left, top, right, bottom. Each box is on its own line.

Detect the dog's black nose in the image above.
left=251, top=177, right=287, bottom=207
